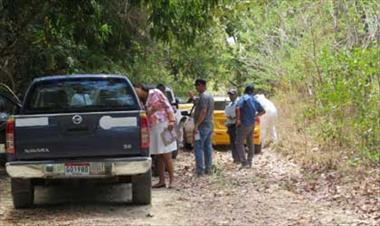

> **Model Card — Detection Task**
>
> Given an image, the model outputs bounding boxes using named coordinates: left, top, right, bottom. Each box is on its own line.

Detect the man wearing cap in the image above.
left=235, top=84, right=265, bottom=168
left=224, top=89, right=239, bottom=163
left=193, top=79, right=215, bottom=176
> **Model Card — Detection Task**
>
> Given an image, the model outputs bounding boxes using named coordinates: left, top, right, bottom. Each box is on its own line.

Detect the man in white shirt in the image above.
left=224, top=89, right=239, bottom=163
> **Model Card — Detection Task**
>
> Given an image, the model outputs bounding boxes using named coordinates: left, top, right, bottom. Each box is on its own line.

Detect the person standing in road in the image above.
left=224, top=89, right=239, bottom=163
left=255, top=94, right=278, bottom=148
left=193, top=79, right=214, bottom=176
left=235, top=84, right=265, bottom=169
left=156, top=83, right=182, bottom=156
left=134, top=84, right=177, bottom=188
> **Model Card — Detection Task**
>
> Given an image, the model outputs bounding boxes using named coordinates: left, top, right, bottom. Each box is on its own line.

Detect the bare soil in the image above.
left=0, top=148, right=378, bottom=225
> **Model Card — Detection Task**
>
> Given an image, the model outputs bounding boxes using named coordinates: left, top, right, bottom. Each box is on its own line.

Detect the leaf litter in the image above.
left=0, top=147, right=378, bottom=225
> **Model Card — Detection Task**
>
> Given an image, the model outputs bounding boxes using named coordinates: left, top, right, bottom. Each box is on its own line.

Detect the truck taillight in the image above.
left=6, top=117, right=15, bottom=154
left=140, top=113, right=150, bottom=149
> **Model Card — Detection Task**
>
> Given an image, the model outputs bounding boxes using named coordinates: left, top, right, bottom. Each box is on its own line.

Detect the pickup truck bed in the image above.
left=13, top=111, right=142, bottom=160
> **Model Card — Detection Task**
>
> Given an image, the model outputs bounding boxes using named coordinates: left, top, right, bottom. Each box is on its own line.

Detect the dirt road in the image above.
left=0, top=149, right=376, bottom=225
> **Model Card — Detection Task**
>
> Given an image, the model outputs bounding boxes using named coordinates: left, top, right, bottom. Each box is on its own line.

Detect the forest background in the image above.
left=0, top=0, right=379, bottom=170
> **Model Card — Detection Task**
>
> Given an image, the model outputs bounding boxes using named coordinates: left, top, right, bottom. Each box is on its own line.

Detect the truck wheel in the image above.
left=0, top=159, right=6, bottom=168
left=11, top=178, right=34, bottom=209
left=254, top=143, right=262, bottom=154
left=132, top=169, right=152, bottom=205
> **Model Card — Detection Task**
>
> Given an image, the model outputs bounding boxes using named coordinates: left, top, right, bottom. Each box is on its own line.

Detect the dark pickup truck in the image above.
left=4, top=74, right=152, bottom=208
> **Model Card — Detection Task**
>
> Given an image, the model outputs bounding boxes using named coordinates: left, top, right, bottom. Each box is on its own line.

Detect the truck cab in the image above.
left=4, top=74, right=152, bottom=208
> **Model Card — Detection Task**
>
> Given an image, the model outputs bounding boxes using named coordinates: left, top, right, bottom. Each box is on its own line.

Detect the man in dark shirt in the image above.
left=235, top=84, right=265, bottom=169
left=193, top=79, right=215, bottom=176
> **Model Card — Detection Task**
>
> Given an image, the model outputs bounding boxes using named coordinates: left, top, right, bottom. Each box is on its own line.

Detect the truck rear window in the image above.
left=24, top=77, right=139, bottom=114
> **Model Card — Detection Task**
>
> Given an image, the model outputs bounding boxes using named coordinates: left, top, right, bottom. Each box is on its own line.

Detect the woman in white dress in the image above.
left=135, top=84, right=177, bottom=188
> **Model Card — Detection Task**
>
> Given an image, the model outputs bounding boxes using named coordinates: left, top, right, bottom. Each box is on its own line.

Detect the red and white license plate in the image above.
left=64, top=163, right=90, bottom=176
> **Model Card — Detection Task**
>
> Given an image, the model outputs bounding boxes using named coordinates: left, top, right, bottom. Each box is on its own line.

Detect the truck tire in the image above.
left=11, top=178, right=34, bottom=209
left=132, top=169, right=151, bottom=205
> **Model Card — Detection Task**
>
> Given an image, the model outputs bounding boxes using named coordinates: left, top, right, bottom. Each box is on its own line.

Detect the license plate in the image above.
left=64, top=163, right=90, bottom=176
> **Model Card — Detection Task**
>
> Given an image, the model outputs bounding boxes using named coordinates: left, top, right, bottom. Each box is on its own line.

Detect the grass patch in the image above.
left=272, top=90, right=378, bottom=175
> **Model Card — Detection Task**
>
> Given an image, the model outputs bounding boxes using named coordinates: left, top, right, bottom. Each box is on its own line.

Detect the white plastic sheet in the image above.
left=255, top=94, right=278, bottom=146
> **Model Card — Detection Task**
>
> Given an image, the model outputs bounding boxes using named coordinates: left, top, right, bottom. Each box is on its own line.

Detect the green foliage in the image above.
left=0, top=0, right=379, bottom=166
left=316, top=47, right=380, bottom=162
left=233, top=0, right=380, bottom=165
left=145, top=0, right=223, bottom=44
left=0, top=0, right=225, bottom=93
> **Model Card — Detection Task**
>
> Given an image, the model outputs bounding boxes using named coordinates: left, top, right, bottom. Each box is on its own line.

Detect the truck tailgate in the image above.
left=14, top=111, right=142, bottom=160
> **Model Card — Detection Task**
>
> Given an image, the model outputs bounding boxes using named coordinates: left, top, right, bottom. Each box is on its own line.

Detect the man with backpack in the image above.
left=235, top=84, right=265, bottom=169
